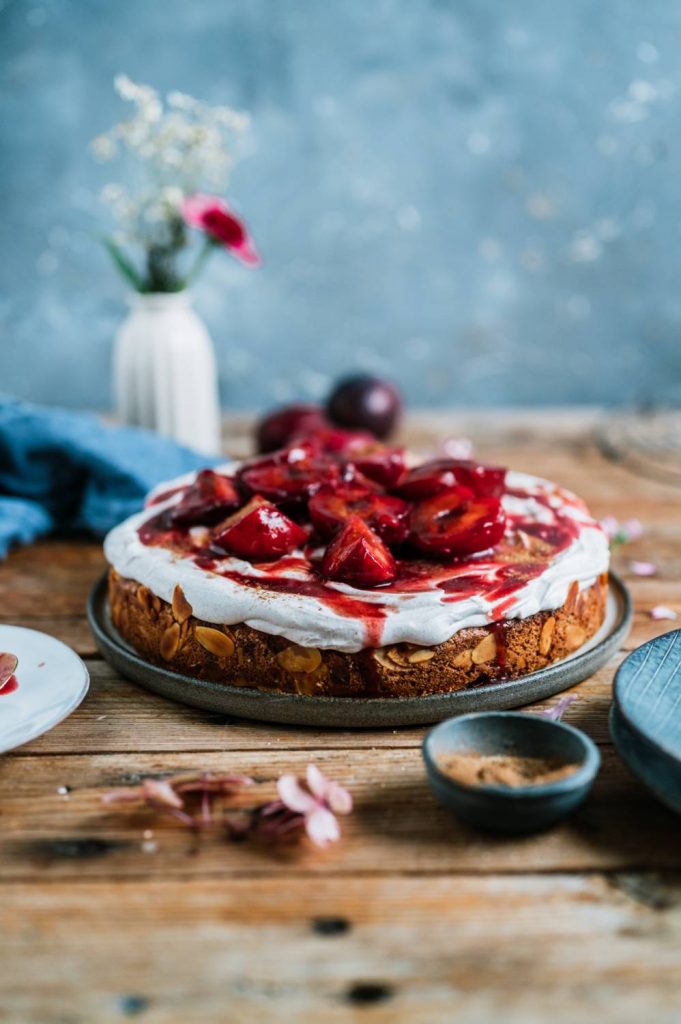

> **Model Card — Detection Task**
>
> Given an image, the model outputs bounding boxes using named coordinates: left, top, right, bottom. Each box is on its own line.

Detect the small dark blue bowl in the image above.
left=423, top=711, right=601, bottom=834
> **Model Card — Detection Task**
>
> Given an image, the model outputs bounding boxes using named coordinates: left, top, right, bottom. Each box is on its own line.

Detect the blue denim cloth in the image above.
left=0, top=396, right=214, bottom=557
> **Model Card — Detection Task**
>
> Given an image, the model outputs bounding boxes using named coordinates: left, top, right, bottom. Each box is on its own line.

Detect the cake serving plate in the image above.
left=88, top=573, right=631, bottom=727
left=0, top=624, right=90, bottom=753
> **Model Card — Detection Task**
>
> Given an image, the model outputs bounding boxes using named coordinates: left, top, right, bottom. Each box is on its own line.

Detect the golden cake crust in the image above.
left=108, top=569, right=608, bottom=699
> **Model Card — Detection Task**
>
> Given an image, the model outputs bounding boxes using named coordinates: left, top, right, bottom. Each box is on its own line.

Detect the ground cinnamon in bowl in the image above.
left=437, top=751, right=580, bottom=789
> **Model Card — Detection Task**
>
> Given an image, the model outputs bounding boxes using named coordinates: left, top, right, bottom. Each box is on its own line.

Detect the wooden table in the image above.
left=2, top=411, right=681, bottom=1024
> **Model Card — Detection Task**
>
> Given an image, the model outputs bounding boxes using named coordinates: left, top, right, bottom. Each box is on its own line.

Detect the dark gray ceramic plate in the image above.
left=610, top=629, right=681, bottom=815
left=87, top=573, right=631, bottom=728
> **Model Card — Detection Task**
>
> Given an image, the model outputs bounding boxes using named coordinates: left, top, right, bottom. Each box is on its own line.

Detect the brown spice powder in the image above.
left=437, top=751, right=580, bottom=789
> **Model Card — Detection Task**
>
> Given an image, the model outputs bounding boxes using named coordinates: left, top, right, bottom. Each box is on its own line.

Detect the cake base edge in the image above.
left=107, top=569, right=608, bottom=699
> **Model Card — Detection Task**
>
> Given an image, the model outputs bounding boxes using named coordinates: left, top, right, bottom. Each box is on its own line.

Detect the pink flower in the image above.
left=440, top=437, right=474, bottom=460
left=599, top=516, right=644, bottom=545
left=277, top=765, right=353, bottom=848
left=630, top=560, right=657, bottom=577
left=181, top=193, right=260, bottom=266
left=542, top=694, right=577, bottom=721
left=102, top=772, right=253, bottom=828
left=599, top=515, right=619, bottom=541
left=650, top=605, right=678, bottom=621
left=623, top=518, right=643, bottom=541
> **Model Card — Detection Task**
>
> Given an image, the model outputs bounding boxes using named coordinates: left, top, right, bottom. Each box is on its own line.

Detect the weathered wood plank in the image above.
left=1, top=748, right=680, bottom=880
left=2, top=874, right=680, bottom=1024
left=0, top=540, right=106, bottom=616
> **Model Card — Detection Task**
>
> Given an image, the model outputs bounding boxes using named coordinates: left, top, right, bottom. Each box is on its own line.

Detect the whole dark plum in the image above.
left=255, top=403, right=327, bottom=453
left=326, top=375, right=402, bottom=440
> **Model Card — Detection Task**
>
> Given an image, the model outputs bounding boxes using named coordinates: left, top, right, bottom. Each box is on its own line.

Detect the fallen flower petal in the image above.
left=650, top=605, right=678, bottom=621
left=142, top=778, right=185, bottom=811
left=225, top=800, right=306, bottom=843
left=277, top=773, right=319, bottom=814
left=306, top=764, right=353, bottom=815
left=623, top=518, right=644, bottom=541
left=305, top=806, right=341, bottom=848
left=630, top=560, right=657, bottom=577
left=542, top=694, right=577, bottom=722
left=172, top=773, right=255, bottom=794
left=600, top=516, right=645, bottom=547
left=103, top=765, right=353, bottom=848
left=102, top=786, right=147, bottom=805
left=599, top=515, right=620, bottom=541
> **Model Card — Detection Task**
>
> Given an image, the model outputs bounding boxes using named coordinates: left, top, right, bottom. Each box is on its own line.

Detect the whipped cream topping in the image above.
left=105, top=468, right=609, bottom=654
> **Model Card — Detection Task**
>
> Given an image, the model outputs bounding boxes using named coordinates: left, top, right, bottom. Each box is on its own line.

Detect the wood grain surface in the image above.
left=1, top=411, right=680, bottom=1024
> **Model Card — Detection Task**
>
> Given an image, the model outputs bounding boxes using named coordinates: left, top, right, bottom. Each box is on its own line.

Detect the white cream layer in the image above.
left=104, top=469, right=610, bottom=654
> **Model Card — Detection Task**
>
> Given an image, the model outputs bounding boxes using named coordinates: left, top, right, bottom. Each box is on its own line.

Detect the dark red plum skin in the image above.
left=326, top=375, right=402, bottom=440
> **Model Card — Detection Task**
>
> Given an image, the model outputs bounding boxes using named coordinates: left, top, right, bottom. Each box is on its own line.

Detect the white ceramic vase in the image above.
left=113, top=291, right=221, bottom=456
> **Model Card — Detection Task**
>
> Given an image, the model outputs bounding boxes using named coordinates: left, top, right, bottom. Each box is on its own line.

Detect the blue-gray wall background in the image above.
left=2, top=0, right=681, bottom=410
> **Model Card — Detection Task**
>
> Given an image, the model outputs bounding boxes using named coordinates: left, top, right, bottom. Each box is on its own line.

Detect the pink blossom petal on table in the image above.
left=542, top=694, right=577, bottom=721
left=650, top=606, right=678, bottom=621
left=173, top=774, right=255, bottom=794
left=623, top=518, right=644, bottom=541
left=629, top=560, right=657, bottom=577
left=277, top=774, right=318, bottom=814
left=248, top=802, right=305, bottom=841
left=305, top=763, right=329, bottom=801
left=599, top=516, right=619, bottom=540
left=142, top=779, right=185, bottom=811
left=325, top=782, right=353, bottom=816
left=306, top=764, right=353, bottom=814
left=305, top=806, right=341, bottom=847
left=101, top=787, right=146, bottom=805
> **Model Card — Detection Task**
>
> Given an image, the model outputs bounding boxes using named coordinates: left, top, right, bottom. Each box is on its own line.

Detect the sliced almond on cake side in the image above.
left=471, top=633, right=497, bottom=665
left=564, top=624, right=587, bottom=651
left=160, top=623, right=181, bottom=661
left=195, top=627, right=235, bottom=659
left=539, top=616, right=556, bottom=656
left=171, top=584, right=193, bottom=624
left=276, top=645, right=322, bottom=674
left=407, top=647, right=436, bottom=664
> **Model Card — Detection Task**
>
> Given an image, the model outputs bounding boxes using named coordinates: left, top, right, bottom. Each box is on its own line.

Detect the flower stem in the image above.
left=182, top=238, right=214, bottom=287
left=102, top=237, right=144, bottom=291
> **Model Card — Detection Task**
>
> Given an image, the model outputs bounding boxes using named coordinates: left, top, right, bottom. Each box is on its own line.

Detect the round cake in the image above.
left=104, top=431, right=610, bottom=698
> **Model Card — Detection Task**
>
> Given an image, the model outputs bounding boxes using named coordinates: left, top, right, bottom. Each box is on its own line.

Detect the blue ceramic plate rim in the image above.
left=613, top=629, right=681, bottom=769
left=422, top=711, right=601, bottom=800
left=609, top=703, right=681, bottom=816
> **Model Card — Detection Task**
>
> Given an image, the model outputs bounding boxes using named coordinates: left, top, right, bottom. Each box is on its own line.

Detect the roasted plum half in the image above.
left=409, top=489, right=507, bottom=557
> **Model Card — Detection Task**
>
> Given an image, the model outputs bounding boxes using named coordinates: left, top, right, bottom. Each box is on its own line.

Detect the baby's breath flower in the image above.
left=100, top=183, right=126, bottom=205
left=167, top=90, right=197, bottom=111
left=114, top=73, right=137, bottom=100
left=161, top=186, right=183, bottom=208
left=92, top=75, right=253, bottom=291
left=91, top=133, right=117, bottom=161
